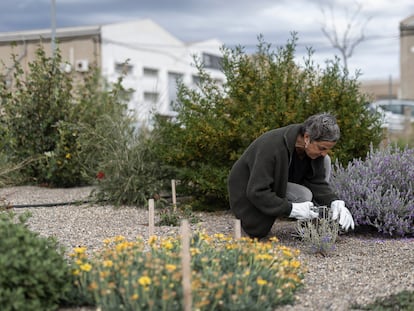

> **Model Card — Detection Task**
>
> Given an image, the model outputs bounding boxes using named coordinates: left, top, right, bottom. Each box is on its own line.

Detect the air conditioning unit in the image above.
left=75, top=59, right=89, bottom=72
left=60, top=63, right=72, bottom=73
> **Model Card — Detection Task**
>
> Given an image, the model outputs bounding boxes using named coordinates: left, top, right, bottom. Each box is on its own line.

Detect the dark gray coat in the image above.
left=227, top=123, right=338, bottom=237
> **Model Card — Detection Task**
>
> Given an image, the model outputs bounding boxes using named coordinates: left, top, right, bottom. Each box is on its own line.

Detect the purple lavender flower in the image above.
left=331, top=144, right=414, bottom=237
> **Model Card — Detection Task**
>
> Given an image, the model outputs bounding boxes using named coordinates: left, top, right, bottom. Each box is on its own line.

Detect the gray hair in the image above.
left=300, top=113, right=340, bottom=142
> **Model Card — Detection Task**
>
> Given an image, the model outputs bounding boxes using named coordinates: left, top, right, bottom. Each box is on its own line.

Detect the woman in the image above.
left=227, top=113, right=354, bottom=238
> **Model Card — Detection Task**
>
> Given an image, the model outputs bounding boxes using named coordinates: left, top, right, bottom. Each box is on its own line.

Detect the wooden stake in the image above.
left=181, top=219, right=192, bottom=311
left=148, top=198, right=155, bottom=237
left=234, top=219, right=241, bottom=239
left=171, top=179, right=177, bottom=212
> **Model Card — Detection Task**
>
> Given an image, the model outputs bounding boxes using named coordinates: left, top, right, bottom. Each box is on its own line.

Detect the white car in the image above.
left=368, top=99, right=414, bottom=132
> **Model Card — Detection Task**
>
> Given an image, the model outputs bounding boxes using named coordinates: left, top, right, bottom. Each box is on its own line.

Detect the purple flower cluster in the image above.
left=331, top=144, right=414, bottom=237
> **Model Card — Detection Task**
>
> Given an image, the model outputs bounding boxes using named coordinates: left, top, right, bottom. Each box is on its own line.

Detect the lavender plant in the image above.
left=331, top=144, right=414, bottom=236
left=295, top=207, right=339, bottom=256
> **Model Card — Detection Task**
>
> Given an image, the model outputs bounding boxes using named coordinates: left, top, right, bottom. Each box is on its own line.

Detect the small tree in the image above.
left=320, top=2, right=371, bottom=71
left=152, top=34, right=383, bottom=208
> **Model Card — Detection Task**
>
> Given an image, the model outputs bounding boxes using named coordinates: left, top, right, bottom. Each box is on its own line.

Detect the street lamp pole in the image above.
left=51, top=0, right=56, bottom=56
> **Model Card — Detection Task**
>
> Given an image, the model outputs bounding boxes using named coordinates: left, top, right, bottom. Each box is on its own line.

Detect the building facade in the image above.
left=0, top=19, right=225, bottom=125
left=400, top=15, right=414, bottom=100
left=100, top=20, right=225, bottom=125
left=0, top=25, right=101, bottom=81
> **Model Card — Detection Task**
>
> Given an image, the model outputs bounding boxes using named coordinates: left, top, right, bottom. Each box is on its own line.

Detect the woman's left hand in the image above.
left=331, top=200, right=355, bottom=231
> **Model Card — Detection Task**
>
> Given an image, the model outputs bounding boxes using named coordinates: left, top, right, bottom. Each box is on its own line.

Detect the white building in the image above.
left=0, top=19, right=226, bottom=125
left=101, top=19, right=225, bottom=125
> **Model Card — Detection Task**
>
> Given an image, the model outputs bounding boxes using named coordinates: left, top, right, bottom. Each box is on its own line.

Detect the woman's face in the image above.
left=304, top=133, right=336, bottom=159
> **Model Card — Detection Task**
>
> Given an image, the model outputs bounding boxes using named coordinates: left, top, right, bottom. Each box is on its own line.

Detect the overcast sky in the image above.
left=1, top=0, right=413, bottom=81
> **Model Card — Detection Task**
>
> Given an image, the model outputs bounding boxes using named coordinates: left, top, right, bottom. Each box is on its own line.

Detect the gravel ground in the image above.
left=1, top=186, right=413, bottom=311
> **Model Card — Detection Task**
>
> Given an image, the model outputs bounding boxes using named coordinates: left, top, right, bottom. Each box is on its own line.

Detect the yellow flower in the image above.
left=115, top=235, right=126, bottom=242
left=138, top=276, right=152, bottom=286
left=290, top=260, right=301, bottom=269
left=115, top=241, right=132, bottom=252
left=190, top=247, right=201, bottom=256
left=281, top=260, right=290, bottom=267
left=103, top=238, right=112, bottom=245
left=256, top=253, right=273, bottom=261
left=103, top=260, right=113, bottom=268
left=131, top=293, right=139, bottom=300
left=161, top=239, right=174, bottom=250
left=73, top=246, right=87, bottom=254
left=65, top=153, right=71, bottom=159
left=225, top=243, right=237, bottom=250
left=72, top=269, right=80, bottom=276
left=80, top=263, right=92, bottom=272
left=148, top=235, right=157, bottom=246
left=213, top=233, right=225, bottom=239
left=256, top=277, right=268, bottom=286
left=165, top=264, right=177, bottom=272
left=282, top=249, right=293, bottom=257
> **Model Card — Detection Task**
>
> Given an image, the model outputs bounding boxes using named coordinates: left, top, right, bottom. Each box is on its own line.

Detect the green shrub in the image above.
left=0, top=212, right=71, bottom=311
left=0, top=46, right=77, bottom=185
left=70, top=233, right=305, bottom=311
left=0, top=45, right=131, bottom=187
left=82, top=115, right=172, bottom=206
left=151, top=33, right=383, bottom=207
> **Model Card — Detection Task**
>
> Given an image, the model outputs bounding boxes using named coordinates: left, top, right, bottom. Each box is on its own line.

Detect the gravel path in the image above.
left=1, top=186, right=413, bottom=311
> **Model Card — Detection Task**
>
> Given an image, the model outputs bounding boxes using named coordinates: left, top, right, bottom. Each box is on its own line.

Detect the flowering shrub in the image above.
left=331, top=144, right=414, bottom=236
left=70, top=233, right=305, bottom=310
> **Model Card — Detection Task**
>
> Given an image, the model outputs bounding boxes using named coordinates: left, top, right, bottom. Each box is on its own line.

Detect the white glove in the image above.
left=331, top=200, right=355, bottom=231
left=289, top=202, right=319, bottom=220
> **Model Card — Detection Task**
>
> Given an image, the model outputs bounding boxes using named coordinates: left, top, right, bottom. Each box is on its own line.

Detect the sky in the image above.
left=1, top=0, right=414, bottom=81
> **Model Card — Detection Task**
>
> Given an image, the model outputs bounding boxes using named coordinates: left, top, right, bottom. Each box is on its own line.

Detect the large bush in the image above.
left=0, top=45, right=130, bottom=187
left=152, top=34, right=383, bottom=207
left=331, top=144, right=414, bottom=236
left=0, top=212, right=71, bottom=311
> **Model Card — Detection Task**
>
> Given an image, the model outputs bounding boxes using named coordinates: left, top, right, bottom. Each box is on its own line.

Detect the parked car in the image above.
left=368, top=99, right=414, bottom=132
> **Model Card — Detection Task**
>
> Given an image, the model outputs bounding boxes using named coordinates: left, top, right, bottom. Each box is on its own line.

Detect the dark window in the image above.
left=168, top=72, right=183, bottom=108
left=144, top=92, right=159, bottom=103
left=202, top=53, right=223, bottom=70
left=143, top=67, right=158, bottom=78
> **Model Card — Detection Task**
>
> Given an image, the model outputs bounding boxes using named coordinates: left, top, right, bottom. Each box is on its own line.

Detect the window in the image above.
left=143, top=92, right=159, bottom=103
left=202, top=53, right=223, bottom=70
left=168, top=72, right=183, bottom=108
left=143, top=67, right=158, bottom=78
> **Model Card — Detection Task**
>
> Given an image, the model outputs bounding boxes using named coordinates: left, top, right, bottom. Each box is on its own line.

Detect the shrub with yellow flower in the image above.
left=70, top=232, right=305, bottom=310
